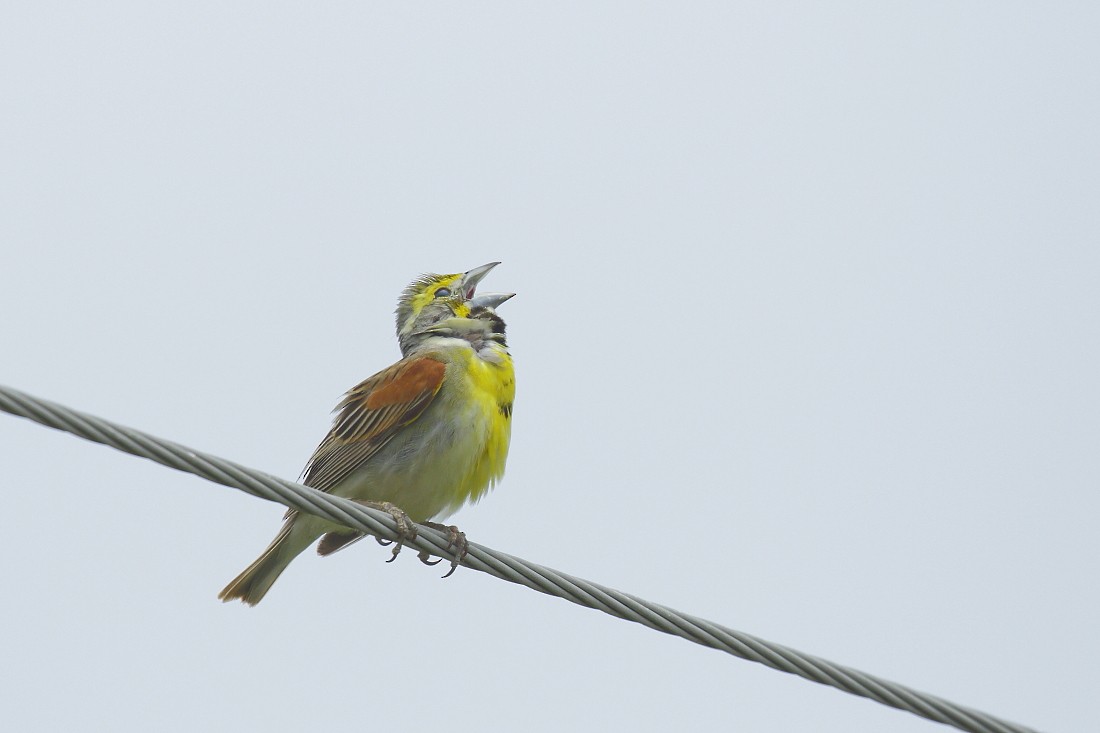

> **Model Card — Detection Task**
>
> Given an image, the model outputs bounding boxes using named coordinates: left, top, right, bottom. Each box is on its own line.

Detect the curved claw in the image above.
left=346, top=501, right=467, bottom=576
left=422, top=522, right=468, bottom=578
left=349, top=500, right=418, bottom=563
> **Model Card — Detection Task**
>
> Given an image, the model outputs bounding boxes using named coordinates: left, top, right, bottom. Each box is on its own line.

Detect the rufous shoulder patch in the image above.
left=365, top=357, right=446, bottom=409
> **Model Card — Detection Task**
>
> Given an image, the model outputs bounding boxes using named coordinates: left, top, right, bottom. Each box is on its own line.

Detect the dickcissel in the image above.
left=219, top=262, right=515, bottom=605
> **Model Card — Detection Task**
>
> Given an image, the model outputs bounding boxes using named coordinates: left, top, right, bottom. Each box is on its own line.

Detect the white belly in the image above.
left=327, top=390, right=494, bottom=522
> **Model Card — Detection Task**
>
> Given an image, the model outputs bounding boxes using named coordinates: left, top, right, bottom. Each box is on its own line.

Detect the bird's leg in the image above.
left=350, top=500, right=417, bottom=562
left=418, top=522, right=468, bottom=578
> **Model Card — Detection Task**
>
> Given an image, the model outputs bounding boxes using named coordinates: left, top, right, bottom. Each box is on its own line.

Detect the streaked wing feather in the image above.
left=296, top=356, right=447, bottom=500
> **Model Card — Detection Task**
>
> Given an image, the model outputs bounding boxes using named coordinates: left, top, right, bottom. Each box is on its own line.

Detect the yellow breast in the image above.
left=449, top=342, right=514, bottom=507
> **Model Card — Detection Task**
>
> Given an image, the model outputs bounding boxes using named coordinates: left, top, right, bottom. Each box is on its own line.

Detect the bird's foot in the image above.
left=418, top=522, right=468, bottom=578
left=351, top=500, right=417, bottom=562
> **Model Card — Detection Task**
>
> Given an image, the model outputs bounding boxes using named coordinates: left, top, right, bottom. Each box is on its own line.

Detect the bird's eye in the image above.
left=434, top=287, right=452, bottom=298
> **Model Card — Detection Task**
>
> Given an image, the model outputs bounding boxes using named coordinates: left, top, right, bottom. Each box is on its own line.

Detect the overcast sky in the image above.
left=1, top=4, right=1097, bottom=732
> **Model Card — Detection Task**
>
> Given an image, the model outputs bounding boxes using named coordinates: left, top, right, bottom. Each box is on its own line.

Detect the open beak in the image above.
left=469, top=292, right=515, bottom=309
left=460, top=261, right=501, bottom=300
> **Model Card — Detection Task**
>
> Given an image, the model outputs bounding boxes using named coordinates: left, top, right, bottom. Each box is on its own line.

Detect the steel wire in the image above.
left=0, top=384, right=1039, bottom=733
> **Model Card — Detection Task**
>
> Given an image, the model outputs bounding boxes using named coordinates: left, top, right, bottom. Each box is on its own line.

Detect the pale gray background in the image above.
left=1, top=4, right=1096, bottom=732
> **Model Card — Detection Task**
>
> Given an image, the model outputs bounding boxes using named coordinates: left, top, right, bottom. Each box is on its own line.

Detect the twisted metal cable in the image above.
left=0, top=384, right=1040, bottom=733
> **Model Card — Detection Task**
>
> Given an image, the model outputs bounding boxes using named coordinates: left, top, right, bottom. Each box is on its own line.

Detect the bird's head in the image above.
left=395, top=262, right=500, bottom=342
left=396, top=263, right=514, bottom=354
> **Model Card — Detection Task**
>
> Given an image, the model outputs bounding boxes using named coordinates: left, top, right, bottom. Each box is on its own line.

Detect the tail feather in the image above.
left=316, top=530, right=366, bottom=556
left=219, top=518, right=314, bottom=605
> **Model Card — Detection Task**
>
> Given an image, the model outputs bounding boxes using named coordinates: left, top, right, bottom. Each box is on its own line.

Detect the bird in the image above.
left=219, top=263, right=515, bottom=605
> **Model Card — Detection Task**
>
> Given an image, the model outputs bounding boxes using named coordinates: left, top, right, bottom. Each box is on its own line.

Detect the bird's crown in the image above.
left=395, top=272, right=470, bottom=339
